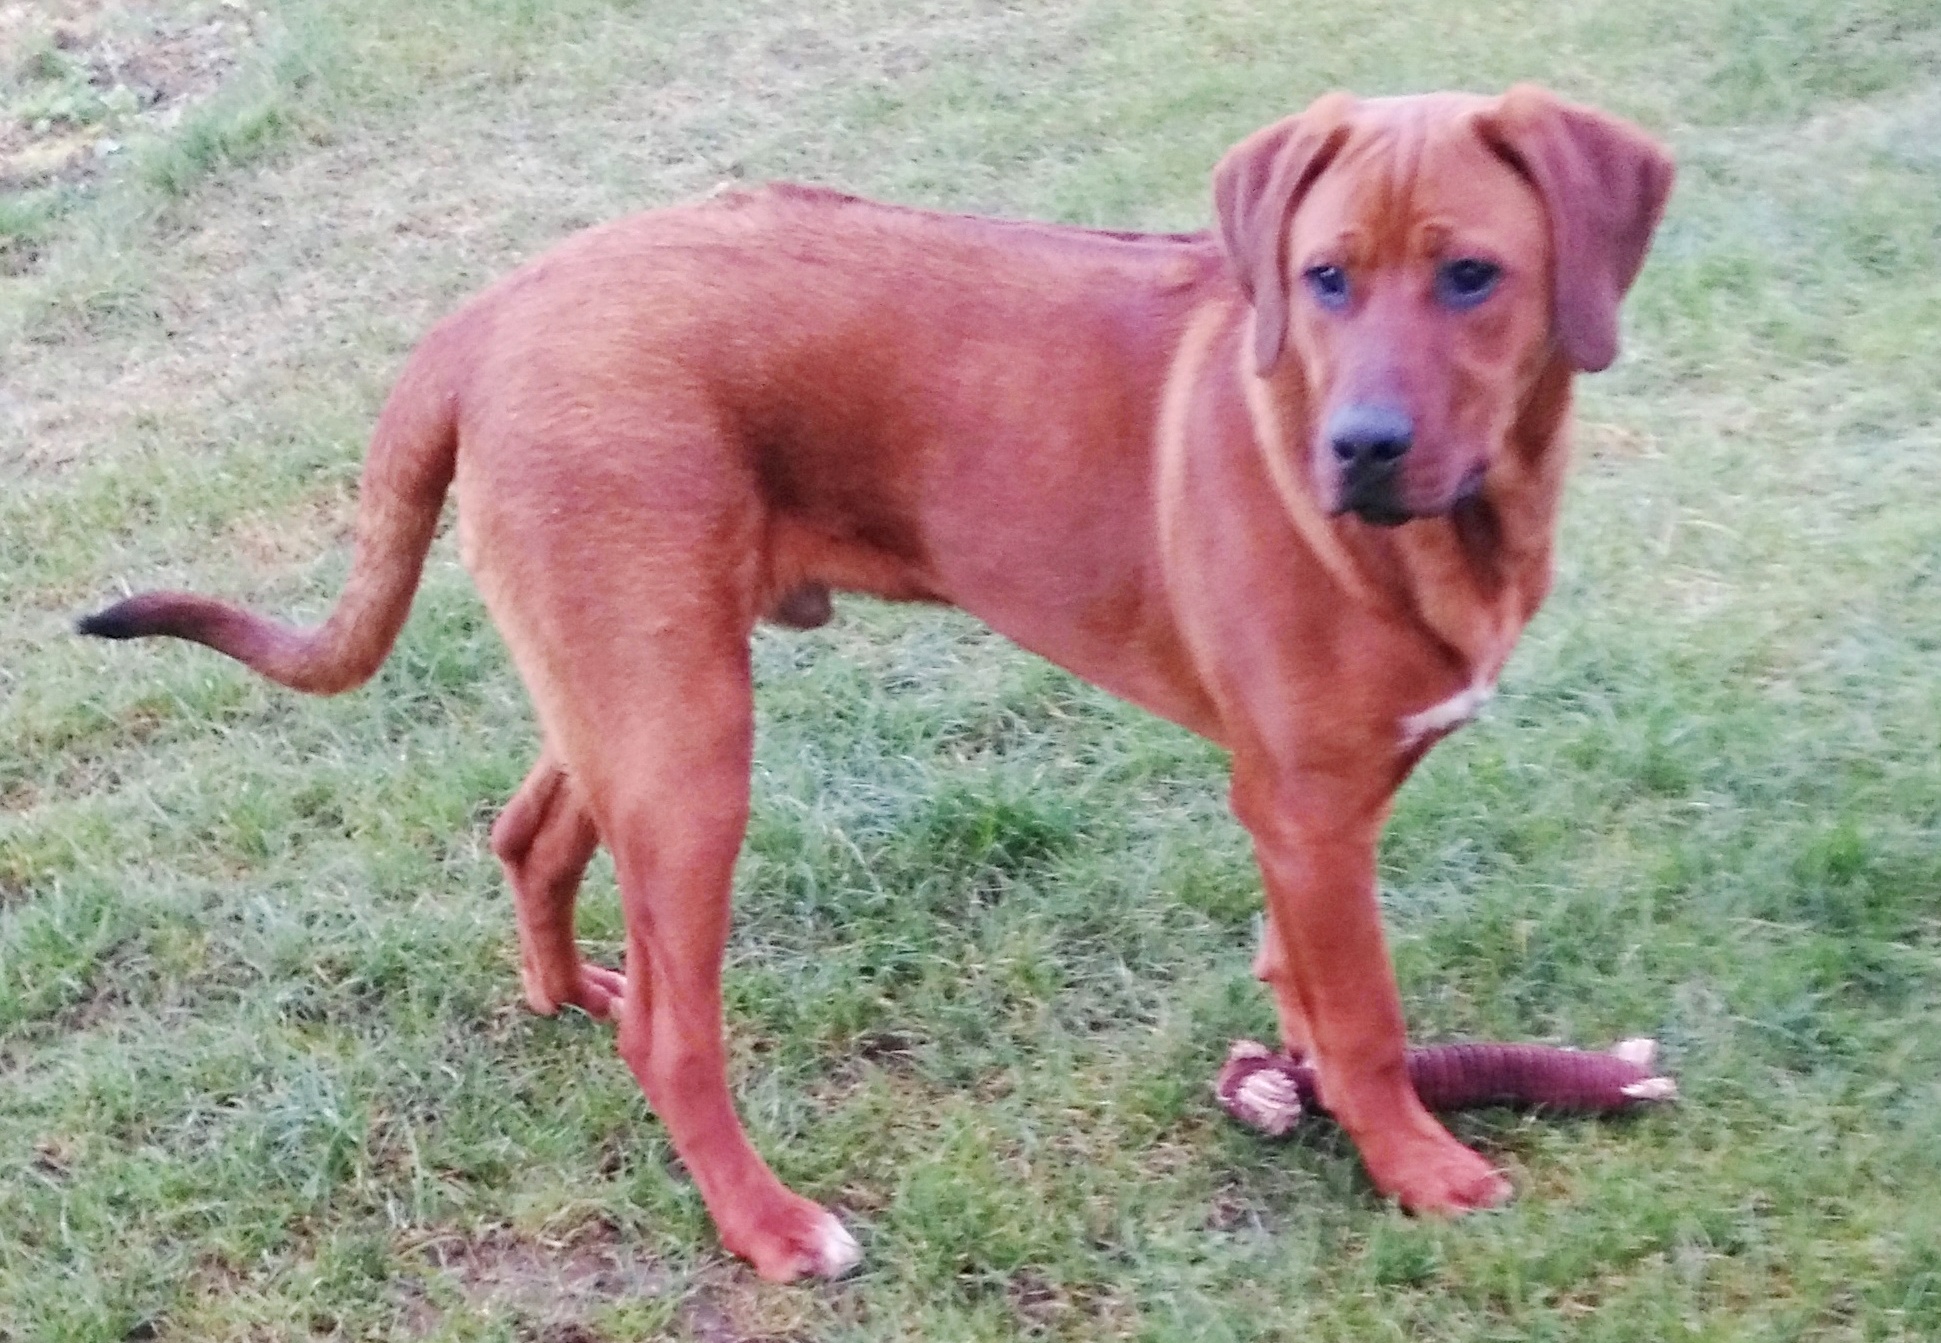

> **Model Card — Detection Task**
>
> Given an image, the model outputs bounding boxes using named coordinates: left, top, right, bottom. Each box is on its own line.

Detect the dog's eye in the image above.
left=1303, top=264, right=1350, bottom=310
left=1437, top=258, right=1501, bottom=309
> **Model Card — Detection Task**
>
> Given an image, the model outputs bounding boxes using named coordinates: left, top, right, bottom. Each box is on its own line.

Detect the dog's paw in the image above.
left=807, top=1211, right=863, bottom=1277
left=738, top=1204, right=862, bottom=1283
left=1367, top=1132, right=1512, bottom=1216
left=568, top=963, right=626, bottom=1020
left=521, top=961, right=626, bottom=1022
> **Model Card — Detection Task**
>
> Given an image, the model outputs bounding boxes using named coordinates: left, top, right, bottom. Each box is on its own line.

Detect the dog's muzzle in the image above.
left=1327, top=403, right=1414, bottom=527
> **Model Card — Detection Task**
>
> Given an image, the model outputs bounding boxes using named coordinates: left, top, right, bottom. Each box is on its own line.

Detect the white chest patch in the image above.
left=1400, top=679, right=1495, bottom=748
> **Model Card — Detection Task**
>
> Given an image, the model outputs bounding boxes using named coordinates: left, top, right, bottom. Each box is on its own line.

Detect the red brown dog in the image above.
left=80, top=86, right=1673, bottom=1281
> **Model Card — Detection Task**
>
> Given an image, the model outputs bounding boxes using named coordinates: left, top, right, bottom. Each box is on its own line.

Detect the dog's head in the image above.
left=1215, top=86, right=1673, bottom=527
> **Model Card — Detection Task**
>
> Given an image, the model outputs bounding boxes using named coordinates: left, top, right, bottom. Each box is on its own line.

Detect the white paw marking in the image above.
left=1400, top=679, right=1495, bottom=748
left=810, top=1212, right=862, bottom=1277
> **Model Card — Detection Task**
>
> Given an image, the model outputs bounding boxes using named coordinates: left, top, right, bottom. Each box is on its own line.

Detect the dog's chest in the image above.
left=1392, top=584, right=1531, bottom=751
left=1399, top=677, right=1495, bottom=749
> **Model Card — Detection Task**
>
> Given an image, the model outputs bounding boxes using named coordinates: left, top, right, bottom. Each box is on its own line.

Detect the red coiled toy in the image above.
left=1214, top=1037, right=1676, bottom=1137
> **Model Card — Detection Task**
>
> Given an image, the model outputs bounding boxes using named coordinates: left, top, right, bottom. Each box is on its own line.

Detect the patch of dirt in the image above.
left=1202, top=1186, right=1268, bottom=1234
left=401, top=1220, right=667, bottom=1339
left=56, top=971, right=136, bottom=1032
left=1579, top=420, right=1665, bottom=464
left=678, top=1276, right=823, bottom=1343
left=400, top=1219, right=856, bottom=1343
left=0, top=0, right=261, bottom=194
left=1000, top=1267, right=1136, bottom=1340
left=227, top=483, right=355, bottom=576
left=0, top=850, right=38, bottom=900
left=185, top=1250, right=252, bottom=1303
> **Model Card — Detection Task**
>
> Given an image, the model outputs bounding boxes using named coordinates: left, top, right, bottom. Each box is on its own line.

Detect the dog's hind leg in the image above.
left=492, top=751, right=621, bottom=1020
left=561, top=624, right=859, bottom=1282
left=1252, top=909, right=1317, bottom=1060
left=458, top=389, right=859, bottom=1278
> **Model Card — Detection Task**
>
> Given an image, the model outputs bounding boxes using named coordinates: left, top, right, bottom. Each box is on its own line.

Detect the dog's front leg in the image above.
left=1232, top=768, right=1512, bottom=1214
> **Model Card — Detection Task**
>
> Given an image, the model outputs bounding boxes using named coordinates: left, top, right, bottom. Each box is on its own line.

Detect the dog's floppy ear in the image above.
left=1477, top=85, right=1675, bottom=372
left=1213, top=92, right=1356, bottom=376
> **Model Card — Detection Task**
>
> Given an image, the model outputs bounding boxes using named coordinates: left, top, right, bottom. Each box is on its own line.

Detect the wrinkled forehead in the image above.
left=1291, top=94, right=1548, bottom=262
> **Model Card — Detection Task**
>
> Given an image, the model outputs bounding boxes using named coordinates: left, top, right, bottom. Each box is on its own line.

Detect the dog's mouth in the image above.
left=1341, top=497, right=1413, bottom=527
left=1330, top=460, right=1488, bottom=529
left=1329, top=462, right=1416, bottom=527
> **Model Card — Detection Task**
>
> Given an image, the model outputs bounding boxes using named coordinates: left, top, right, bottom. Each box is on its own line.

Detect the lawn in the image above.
left=3, top=1, right=1939, bottom=1339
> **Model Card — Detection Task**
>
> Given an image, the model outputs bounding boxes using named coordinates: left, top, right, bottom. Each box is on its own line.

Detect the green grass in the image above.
left=4, top=0, right=1940, bottom=1338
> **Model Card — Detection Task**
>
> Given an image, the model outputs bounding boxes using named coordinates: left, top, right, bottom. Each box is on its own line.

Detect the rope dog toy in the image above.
left=1214, top=1038, right=1677, bottom=1137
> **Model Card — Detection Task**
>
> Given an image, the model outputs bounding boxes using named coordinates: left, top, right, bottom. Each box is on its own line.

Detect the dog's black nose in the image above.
left=1327, top=403, right=1414, bottom=470
left=1325, top=403, right=1415, bottom=525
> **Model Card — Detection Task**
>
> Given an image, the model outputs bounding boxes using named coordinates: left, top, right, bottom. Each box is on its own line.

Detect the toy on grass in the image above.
left=1214, top=1038, right=1677, bottom=1138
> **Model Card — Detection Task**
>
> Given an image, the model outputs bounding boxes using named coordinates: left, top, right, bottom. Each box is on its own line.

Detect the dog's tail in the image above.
left=77, top=319, right=466, bottom=695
